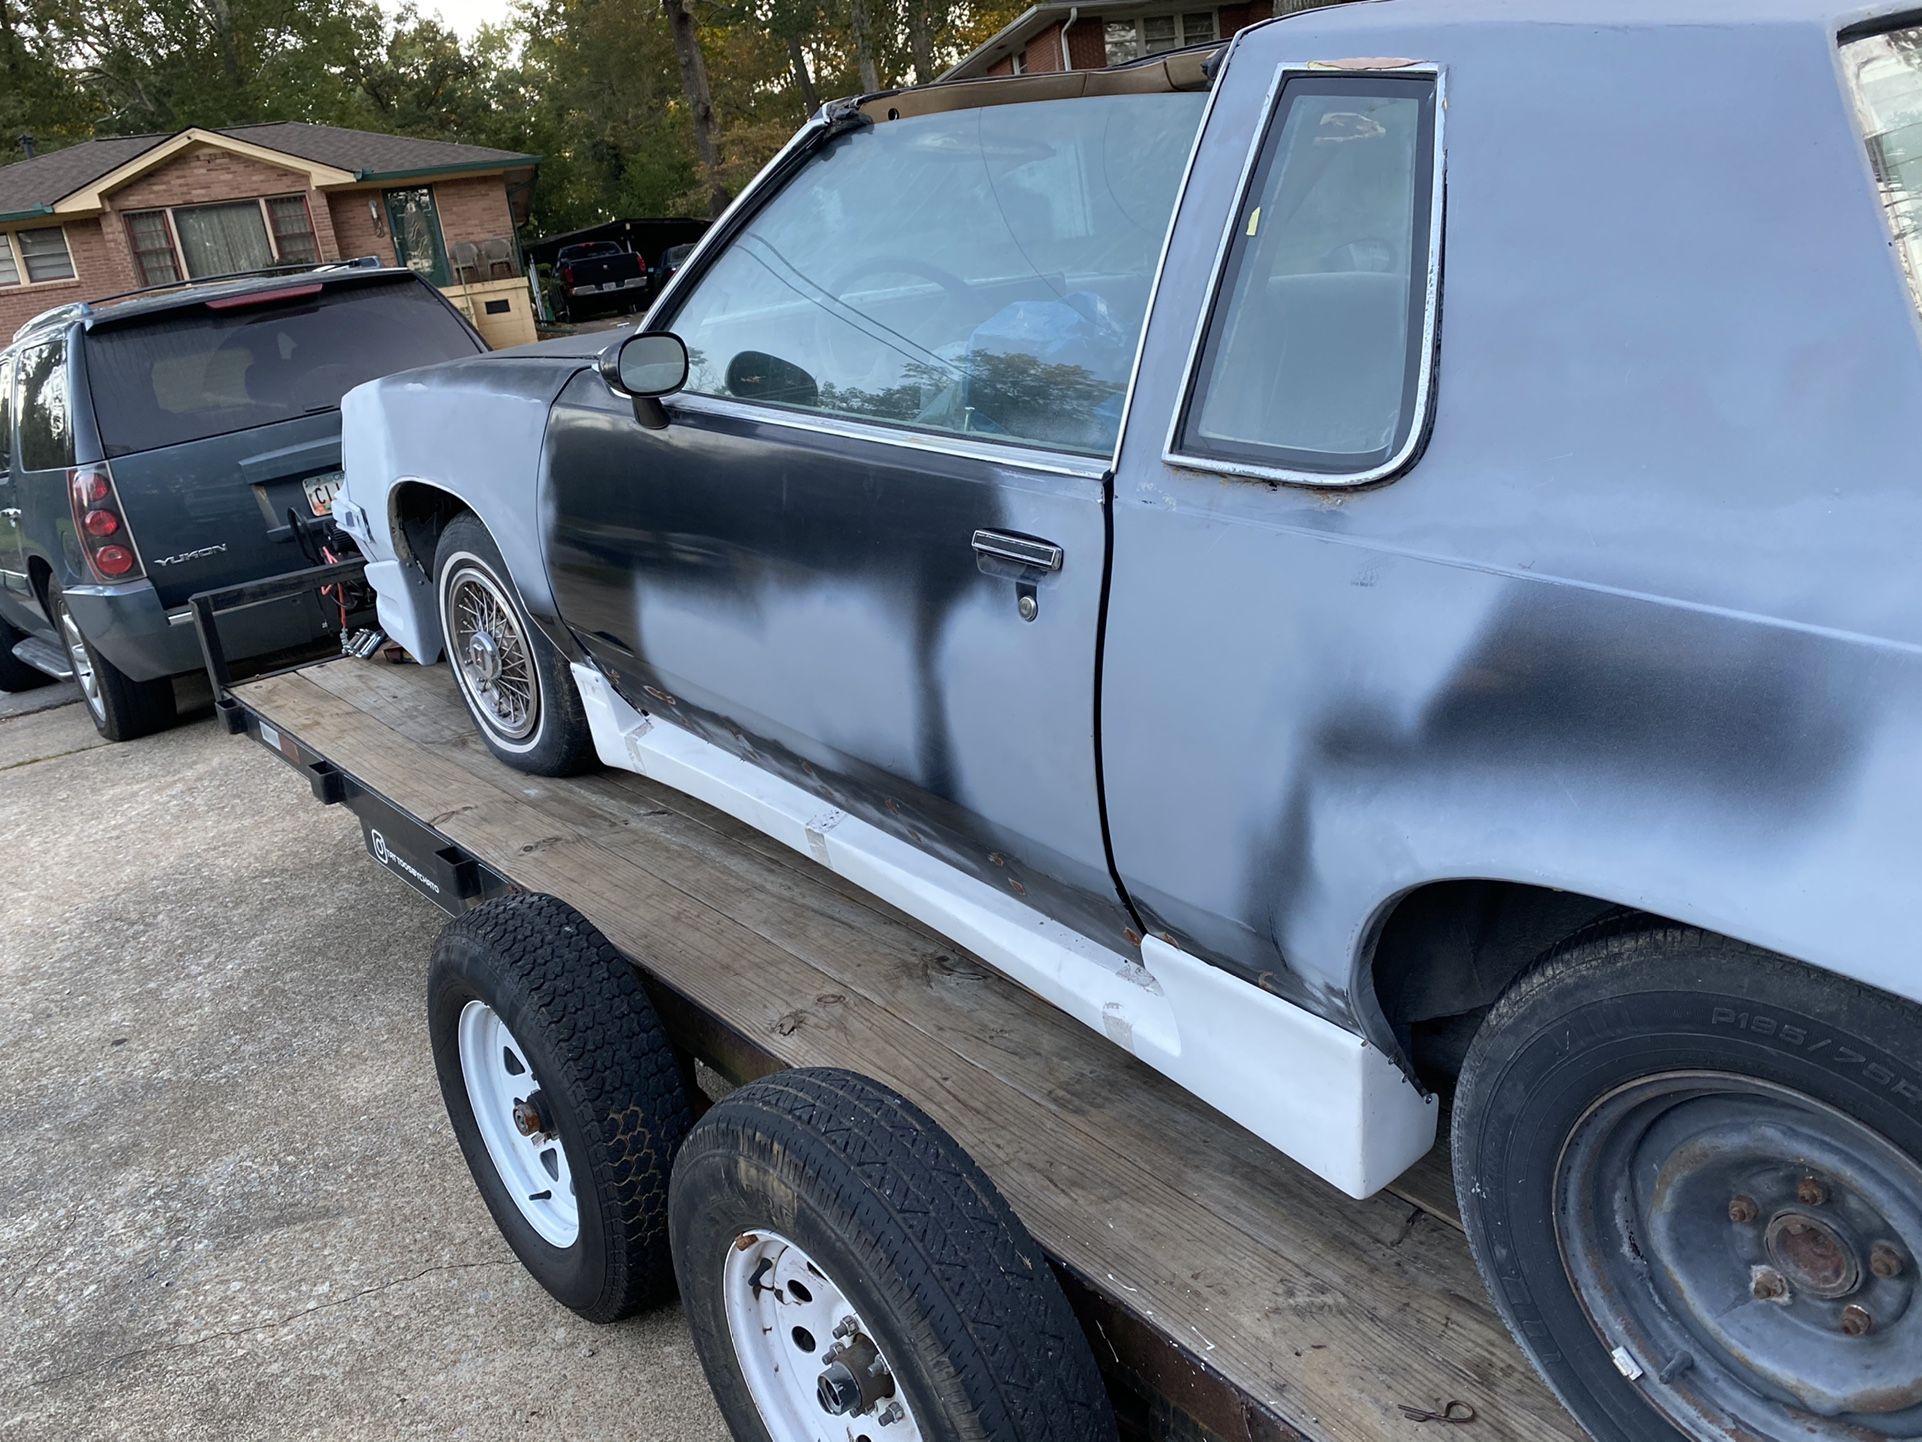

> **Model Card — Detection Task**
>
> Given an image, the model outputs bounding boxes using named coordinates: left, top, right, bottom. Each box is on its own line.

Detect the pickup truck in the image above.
left=550, top=241, right=647, bottom=320
left=336, top=7, right=1922, bottom=1440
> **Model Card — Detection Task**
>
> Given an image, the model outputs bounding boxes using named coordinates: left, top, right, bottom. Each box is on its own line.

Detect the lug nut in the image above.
left=1841, top=1304, right=1873, bottom=1337
left=1752, top=1268, right=1788, bottom=1302
left=1798, top=1177, right=1829, bottom=1206
left=1871, top=1243, right=1905, bottom=1280
left=1728, top=1195, right=1759, bottom=1224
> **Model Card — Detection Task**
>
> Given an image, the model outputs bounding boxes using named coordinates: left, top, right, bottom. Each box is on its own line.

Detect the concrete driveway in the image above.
left=0, top=690, right=729, bottom=1441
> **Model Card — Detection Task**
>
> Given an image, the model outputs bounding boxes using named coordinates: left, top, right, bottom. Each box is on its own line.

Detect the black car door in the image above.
left=544, top=87, right=1207, bottom=950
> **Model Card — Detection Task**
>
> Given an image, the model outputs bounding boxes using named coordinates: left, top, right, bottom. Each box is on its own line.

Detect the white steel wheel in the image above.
left=456, top=999, right=578, bottom=1247
left=723, top=1230, right=925, bottom=1441
left=58, top=603, right=104, bottom=722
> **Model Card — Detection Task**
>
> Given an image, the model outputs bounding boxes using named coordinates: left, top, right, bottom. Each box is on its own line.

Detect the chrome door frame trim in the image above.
left=667, top=391, right=1111, bottom=482
left=1159, top=60, right=1448, bottom=491
left=1107, top=30, right=1242, bottom=476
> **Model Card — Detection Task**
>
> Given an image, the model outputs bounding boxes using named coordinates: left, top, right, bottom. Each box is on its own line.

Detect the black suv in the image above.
left=0, top=263, right=484, bottom=739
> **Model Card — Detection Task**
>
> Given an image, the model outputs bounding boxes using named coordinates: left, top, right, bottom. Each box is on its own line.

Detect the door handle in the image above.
left=971, top=530, right=1061, bottom=623
left=971, top=530, right=1062, bottom=573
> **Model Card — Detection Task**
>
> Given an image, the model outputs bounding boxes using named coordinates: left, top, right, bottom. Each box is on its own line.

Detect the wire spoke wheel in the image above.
left=455, top=999, right=578, bottom=1247
left=723, top=1230, right=926, bottom=1441
left=1557, top=1071, right=1922, bottom=1438
left=446, top=562, right=540, bottom=743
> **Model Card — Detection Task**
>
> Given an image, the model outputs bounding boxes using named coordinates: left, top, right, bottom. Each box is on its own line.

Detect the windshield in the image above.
left=87, top=279, right=480, bottom=457
left=1844, top=26, right=1922, bottom=322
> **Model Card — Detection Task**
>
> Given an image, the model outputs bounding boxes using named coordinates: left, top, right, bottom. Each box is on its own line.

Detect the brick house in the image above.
left=943, top=0, right=1342, bottom=79
left=0, top=123, right=540, bottom=347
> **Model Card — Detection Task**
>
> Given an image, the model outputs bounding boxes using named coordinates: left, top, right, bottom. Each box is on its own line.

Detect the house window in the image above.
left=12, top=227, right=74, bottom=284
left=266, top=195, right=320, bottom=265
left=0, top=234, right=18, bottom=288
left=127, top=210, right=182, bottom=287
left=1105, top=10, right=1216, bottom=64
left=172, top=200, right=276, bottom=279
left=125, top=194, right=323, bottom=286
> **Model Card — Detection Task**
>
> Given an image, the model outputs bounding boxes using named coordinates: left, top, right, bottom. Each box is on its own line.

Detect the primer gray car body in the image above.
left=339, top=0, right=1922, bottom=1201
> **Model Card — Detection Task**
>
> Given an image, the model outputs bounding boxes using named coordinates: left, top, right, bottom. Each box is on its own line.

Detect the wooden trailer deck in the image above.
left=233, top=657, right=1582, bottom=1442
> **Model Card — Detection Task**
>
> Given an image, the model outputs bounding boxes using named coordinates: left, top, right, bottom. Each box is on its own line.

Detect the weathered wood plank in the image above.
left=237, top=665, right=1576, bottom=1442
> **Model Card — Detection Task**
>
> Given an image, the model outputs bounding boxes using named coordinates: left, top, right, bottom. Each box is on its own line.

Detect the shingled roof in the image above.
left=0, top=123, right=537, bottom=219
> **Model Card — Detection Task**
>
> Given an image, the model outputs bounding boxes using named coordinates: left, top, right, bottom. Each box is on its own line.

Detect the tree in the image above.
left=662, top=0, right=730, bottom=216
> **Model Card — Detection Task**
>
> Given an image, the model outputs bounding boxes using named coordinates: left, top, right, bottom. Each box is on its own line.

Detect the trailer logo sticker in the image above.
left=369, top=827, right=442, bottom=895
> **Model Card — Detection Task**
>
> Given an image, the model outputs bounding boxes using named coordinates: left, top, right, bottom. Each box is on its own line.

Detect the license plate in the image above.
left=304, top=472, right=343, bottom=517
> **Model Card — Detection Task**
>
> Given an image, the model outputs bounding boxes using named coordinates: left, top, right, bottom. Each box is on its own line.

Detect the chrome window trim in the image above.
left=668, top=391, right=1110, bottom=481
left=1107, top=30, right=1242, bottom=476
left=1160, top=61, right=1446, bottom=490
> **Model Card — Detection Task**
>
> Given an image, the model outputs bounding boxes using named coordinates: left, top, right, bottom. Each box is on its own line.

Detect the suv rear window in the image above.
left=85, top=278, right=480, bottom=458
left=1845, top=27, right=1922, bottom=322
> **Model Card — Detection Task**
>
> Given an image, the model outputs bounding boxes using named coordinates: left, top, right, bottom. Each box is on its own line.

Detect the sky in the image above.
left=387, top=0, right=519, bottom=41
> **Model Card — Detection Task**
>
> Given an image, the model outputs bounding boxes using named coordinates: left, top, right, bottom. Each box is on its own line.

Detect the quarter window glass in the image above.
left=16, top=340, right=73, bottom=472
left=15, top=228, right=74, bottom=284
left=665, top=92, right=1208, bottom=457
left=1174, top=75, right=1436, bottom=477
left=0, top=235, right=19, bottom=288
left=1844, top=28, right=1922, bottom=324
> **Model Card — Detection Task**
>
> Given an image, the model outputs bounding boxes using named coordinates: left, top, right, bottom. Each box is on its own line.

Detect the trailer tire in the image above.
left=434, top=513, right=594, bottom=776
left=1453, top=923, right=1922, bottom=1442
left=671, top=1067, right=1116, bottom=1442
left=428, top=894, right=691, bottom=1322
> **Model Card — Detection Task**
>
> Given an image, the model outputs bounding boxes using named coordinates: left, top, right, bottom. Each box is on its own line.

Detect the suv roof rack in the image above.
left=8, top=255, right=390, bottom=344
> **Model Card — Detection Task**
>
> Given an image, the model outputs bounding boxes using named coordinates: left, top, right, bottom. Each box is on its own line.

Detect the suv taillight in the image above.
left=69, top=464, right=143, bottom=581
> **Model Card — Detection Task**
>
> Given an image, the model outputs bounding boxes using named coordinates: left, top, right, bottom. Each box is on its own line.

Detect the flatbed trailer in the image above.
left=197, top=574, right=1580, bottom=1442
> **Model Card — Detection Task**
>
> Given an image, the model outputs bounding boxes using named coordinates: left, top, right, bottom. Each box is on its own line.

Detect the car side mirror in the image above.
left=599, top=331, right=689, bottom=430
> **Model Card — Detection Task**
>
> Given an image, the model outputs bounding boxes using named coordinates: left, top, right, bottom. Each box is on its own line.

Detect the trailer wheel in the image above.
left=671, top=1067, right=1116, bottom=1442
left=1454, top=923, right=1922, bottom=1442
left=428, top=894, right=691, bottom=1322
left=434, top=513, right=594, bottom=776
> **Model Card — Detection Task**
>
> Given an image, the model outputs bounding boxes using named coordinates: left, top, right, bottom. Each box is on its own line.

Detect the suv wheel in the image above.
left=434, top=513, right=594, bottom=775
left=50, top=582, right=176, bottom=741
left=1454, top=923, right=1922, bottom=1442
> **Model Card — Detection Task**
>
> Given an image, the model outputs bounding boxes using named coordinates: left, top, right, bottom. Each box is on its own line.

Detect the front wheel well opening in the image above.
left=388, top=482, right=469, bottom=575
left=1366, top=881, right=1651, bottom=1094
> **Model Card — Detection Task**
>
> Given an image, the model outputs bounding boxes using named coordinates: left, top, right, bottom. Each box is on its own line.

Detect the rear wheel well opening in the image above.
left=27, top=557, right=54, bottom=623
left=1365, top=881, right=1646, bottom=1093
left=389, top=482, right=469, bottom=574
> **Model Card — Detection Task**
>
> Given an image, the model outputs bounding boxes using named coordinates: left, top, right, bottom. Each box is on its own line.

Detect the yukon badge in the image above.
left=152, top=543, right=229, bottom=567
